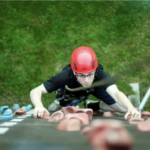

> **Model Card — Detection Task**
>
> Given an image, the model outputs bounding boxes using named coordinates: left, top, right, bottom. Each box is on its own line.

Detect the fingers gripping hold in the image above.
left=34, top=106, right=50, bottom=118
left=124, top=109, right=141, bottom=120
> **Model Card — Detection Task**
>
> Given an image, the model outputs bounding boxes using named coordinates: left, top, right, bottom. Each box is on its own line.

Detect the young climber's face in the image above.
left=74, top=71, right=95, bottom=87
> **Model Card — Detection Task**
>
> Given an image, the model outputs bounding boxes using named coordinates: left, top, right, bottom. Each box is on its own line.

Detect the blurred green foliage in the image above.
left=0, top=1, right=150, bottom=111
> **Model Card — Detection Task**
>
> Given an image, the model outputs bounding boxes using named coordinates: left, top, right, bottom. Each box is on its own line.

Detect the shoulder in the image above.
left=96, top=63, right=104, bottom=71
left=62, top=64, right=72, bottom=71
left=53, top=64, right=73, bottom=80
left=95, top=63, right=111, bottom=80
left=62, top=64, right=74, bottom=77
left=94, top=63, right=115, bottom=89
left=43, top=64, right=74, bottom=92
left=95, top=63, right=104, bottom=77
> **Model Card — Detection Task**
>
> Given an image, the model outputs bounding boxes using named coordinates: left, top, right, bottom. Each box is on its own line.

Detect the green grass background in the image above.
left=0, top=1, right=150, bottom=111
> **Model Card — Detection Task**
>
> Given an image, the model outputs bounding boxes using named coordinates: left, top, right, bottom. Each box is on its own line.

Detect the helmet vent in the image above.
left=92, top=60, right=95, bottom=68
left=74, top=62, right=77, bottom=70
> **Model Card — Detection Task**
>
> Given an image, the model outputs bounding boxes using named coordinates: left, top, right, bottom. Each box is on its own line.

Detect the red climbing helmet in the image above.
left=71, top=46, right=98, bottom=73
